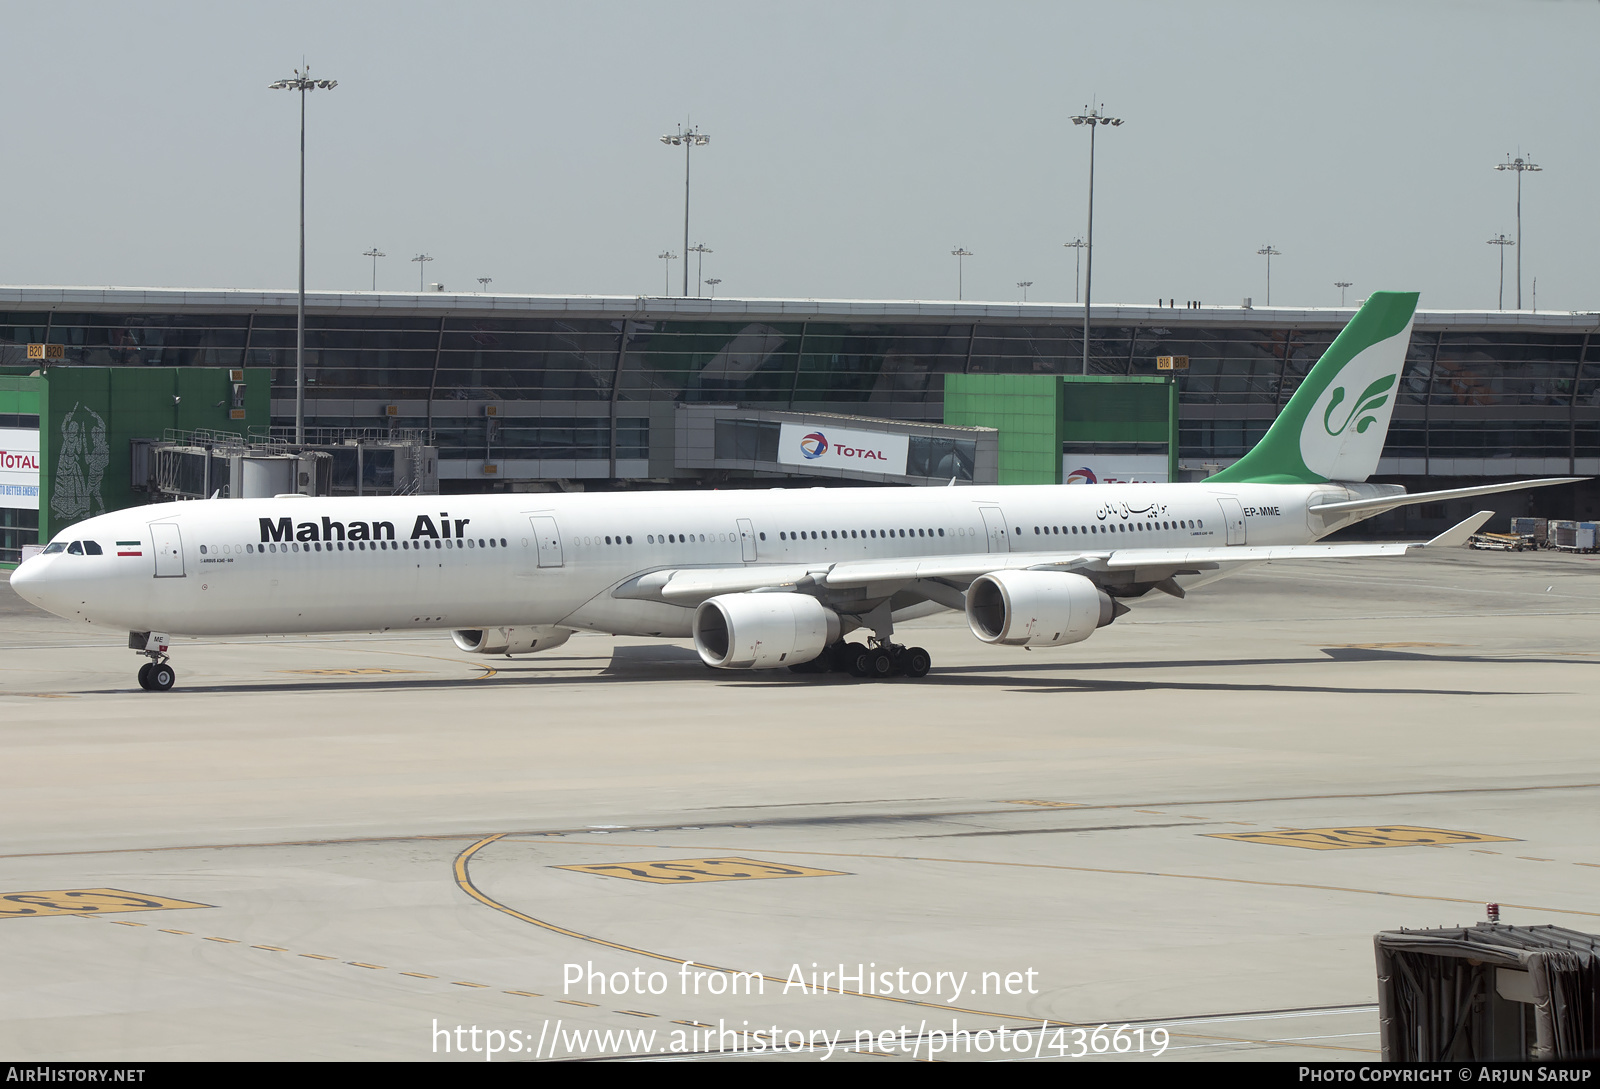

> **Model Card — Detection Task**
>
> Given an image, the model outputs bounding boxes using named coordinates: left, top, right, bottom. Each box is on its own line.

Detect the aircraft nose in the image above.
left=9, top=556, right=59, bottom=613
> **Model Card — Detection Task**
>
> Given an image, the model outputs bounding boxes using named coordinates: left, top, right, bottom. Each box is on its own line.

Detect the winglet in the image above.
left=1421, top=511, right=1494, bottom=548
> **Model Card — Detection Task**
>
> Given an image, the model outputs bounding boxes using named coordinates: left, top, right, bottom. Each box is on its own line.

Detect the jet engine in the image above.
left=451, top=626, right=575, bottom=655
left=693, top=592, right=841, bottom=670
left=965, top=570, right=1118, bottom=648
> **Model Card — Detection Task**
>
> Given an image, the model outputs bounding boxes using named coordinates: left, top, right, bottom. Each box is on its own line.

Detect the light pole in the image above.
left=412, top=254, right=433, bottom=291
left=1062, top=238, right=1087, bottom=303
left=1334, top=281, right=1352, bottom=307
left=1017, top=281, right=1033, bottom=302
left=688, top=243, right=713, bottom=297
left=951, top=248, right=972, bottom=300
left=269, top=66, right=337, bottom=444
left=1071, top=105, right=1122, bottom=375
left=1496, top=154, right=1540, bottom=309
left=477, top=278, right=493, bottom=292
left=1257, top=244, right=1281, bottom=305
left=363, top=248, right=385, bottom=291
left=1486, top=235, right=1514, bottom=309
left=658, top=251, right=677, bottom=295
left=704, top=277, right=722, bottom=298
left=661, top=124, right=710, bottom=296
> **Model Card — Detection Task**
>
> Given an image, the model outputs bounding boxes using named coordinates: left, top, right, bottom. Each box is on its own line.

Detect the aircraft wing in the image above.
left=611, top=512, right=1493, bottom=607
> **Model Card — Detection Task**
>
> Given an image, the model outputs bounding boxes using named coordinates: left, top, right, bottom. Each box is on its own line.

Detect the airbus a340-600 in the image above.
left=10, top=292, right=1577, bottom=691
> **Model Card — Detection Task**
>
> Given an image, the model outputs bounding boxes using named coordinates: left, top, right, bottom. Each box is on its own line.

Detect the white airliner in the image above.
left=9, top=292, right=1578, bottom=691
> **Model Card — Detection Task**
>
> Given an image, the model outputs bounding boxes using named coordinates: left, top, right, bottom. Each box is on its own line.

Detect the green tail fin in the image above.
left=1209, top=291, right=1418, bottom=484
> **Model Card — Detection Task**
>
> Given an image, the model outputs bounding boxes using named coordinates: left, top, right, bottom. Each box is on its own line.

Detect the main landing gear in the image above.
left=791, top=639, right=932, bottom=680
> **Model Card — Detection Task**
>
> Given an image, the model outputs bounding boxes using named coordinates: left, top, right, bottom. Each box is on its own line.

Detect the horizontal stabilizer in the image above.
left=1422, top=510, right=1494, bottom=548
left=1308, top=477, right=1582, bottom=517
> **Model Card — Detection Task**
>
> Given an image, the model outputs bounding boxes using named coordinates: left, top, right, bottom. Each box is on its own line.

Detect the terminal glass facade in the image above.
left=3, top=300, right=1597, bottom=487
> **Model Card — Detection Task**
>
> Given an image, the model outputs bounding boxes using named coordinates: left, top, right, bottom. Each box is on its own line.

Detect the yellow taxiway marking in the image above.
left=253, top=945, right=288, bottom=951
left=556, top=856, right=850, bottom=884
left=401, top=972, right=437, bottom=978
left=1207, top=825, right=1516, bottom=851
left=0, top=889, right=210, bottom=920
left=452, top=981, right=489, bottom=988
left=1003, top=800, right=1087, bottom=808
left=455, top=834, right=1380, bottom=1055
left=299, top=954, right=337, bottom=961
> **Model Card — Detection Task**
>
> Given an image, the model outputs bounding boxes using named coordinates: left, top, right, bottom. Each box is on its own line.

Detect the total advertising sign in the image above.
left=0, top=428, right=41, bottom=510
left=778, top=423, right=909, bottom=477
left=1062, top=453, right=1169, bottom=485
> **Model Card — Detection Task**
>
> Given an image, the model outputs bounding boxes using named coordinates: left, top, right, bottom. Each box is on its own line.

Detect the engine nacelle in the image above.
left=965, top=570, right=1116, bottom=648
left=451, top=626, right=575, bottom=656
left=693, top=592, right=841, bottom=670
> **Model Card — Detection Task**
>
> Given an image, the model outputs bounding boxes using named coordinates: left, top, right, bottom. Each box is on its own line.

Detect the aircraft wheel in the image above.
left=846, top=643, right=872, bottom=677
left=867, top=648, right=894, bottom=679
left=901, top=646, right=932, bottom=679
left=149, top=663, right=176, bottom=692
left=137, top=663, right=154, bottom=691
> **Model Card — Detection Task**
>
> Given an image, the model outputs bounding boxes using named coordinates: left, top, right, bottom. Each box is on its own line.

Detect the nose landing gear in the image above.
left=137, top=660, right=176, bottom=692
left=129, top=631, right=176, bottom=692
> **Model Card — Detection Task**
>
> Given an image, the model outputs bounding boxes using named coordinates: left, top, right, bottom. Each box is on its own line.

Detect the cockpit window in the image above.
left=83, top=541, right=103, bottom=555
left=42, top=542, right=65, bottom=554
left=67, top=541, right=83, bottom=555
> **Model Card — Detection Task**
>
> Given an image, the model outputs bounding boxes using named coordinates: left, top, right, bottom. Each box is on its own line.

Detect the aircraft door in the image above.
left=1216, top=497, right=1247, bottom=545
left=151, top=523, right=185, bottom=577
left=979, top=507, right=1012, bottom=552
left=736, top=518, right=756, bottom=562
left=528, top=516, right=563, bottom=568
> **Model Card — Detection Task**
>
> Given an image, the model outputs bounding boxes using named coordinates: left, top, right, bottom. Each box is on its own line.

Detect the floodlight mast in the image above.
left=661, top=125, right=710, bottom=296
left=1257, top=244, right=1281, bottom=305
left=1063, top=238, right=1086, bottom=303
left=1486, top=235, right=1514, bottom=310
left=363, top=248, right=385, bottom=291
left=1495, top=154, right=1540, bottom=309
left=268, top=66, right=337, bottom=444
left=1334, top=281, right=1352, bottom=307
left=688, top=243, right=713, bottom=297
left=1071, top=105, right=1122, bottom=375
left=411, top=254, right=433, bottom=291
left=951, top=248, right=973, bottom=300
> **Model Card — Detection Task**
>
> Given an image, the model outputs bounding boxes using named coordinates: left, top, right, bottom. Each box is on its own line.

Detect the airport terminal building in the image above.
left=3, top=286, right=1597, bottom=559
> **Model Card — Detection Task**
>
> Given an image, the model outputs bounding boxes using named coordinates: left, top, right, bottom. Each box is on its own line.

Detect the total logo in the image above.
left=1065, top=466, right=1098, bottom=485
left=0, top=450, right=40, bottom=471
left=799, top=432, right=890, bottom=463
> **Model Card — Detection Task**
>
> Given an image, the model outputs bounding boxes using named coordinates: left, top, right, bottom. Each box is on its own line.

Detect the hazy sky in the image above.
left=5, top=0, right=1596, bottom=312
